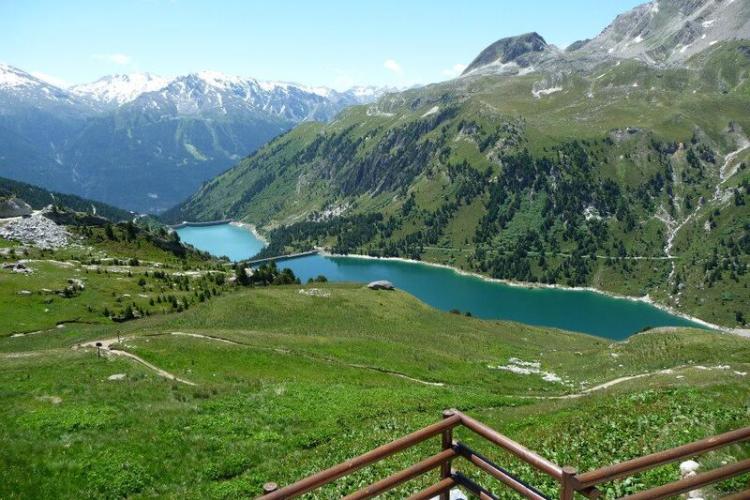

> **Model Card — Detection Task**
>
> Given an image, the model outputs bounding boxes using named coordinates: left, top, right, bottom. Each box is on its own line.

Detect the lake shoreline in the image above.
left=173, top=221, right=748, bottom=338
left=230, top=221, right=269, bottom=246
left=172, top=219, right=269, bottom=246
left=321, top=250, right=748, bottom=338
left=169, top=219, right=230, bottom=229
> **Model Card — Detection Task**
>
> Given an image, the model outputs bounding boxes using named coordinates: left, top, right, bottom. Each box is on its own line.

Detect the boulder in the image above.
left=680, top=460, right=700, bottom=476
left=367, top=280, right=395, bottom=290
left=0, top=197, right=32, bottom=218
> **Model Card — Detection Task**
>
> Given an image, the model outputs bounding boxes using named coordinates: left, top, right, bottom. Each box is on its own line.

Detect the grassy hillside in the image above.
left=2, top=274, right=749, bottom=498
left=165, top=43, right=750, bottom=328
left=0, top=219, right=228, bottom=337
left=2, top=204, right=749, bottom=497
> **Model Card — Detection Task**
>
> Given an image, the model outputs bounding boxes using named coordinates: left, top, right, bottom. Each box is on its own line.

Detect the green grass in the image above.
left=2, top=277, right=749, bottom=499
left=0, top=229, right=233, bottom=337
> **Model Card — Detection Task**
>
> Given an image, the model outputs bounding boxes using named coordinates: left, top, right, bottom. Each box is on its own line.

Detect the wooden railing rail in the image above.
left=259, top=414, right=460, bottom=499
left=258, top=409, right=750, bottom=499
left=456, top=410, right=562, bottom=480
left=574, top=426, right=750, bottom=489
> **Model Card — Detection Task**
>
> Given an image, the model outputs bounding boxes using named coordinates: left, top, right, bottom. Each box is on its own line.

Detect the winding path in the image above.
left=167, top=331, right=446, bottom=387
left=69, top=332, right=744, bottom=397
left=76, top=337, right=196, bottom=386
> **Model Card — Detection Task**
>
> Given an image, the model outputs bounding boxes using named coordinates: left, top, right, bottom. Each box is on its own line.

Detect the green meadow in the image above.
left=2, top=233, right=749, bottom=498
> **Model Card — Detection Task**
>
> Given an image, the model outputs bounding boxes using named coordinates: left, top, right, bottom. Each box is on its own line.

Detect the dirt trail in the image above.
left=167, top=331, right=446, bottom=387
left=76, top=337, right=195, bottom=386
left=543, top=368, right=676, bottom=400
left=525, top=364, right=743, bottom=400
left=70, top=333, right=741, bottom=396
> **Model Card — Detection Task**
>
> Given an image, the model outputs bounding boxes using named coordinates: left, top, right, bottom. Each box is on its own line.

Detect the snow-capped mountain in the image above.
left=0, top=63, right=84, bottom=109
left=117, top=70, right=387, bottom=123
left=0, top=64, right=388, bottom=212
left=0, top=64, right=95, bottom=199
left=70, top=72, right=171, bottom=108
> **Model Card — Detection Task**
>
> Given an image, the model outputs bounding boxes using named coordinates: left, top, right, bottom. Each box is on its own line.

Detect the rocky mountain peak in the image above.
left=462, top=32, right=551, bottom=75
left=577, top=0, right=750, bottom=64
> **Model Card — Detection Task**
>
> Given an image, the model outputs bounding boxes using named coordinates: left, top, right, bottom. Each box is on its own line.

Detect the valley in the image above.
left=176, top=223, right=704, bottom=339
left=1, top=225, right=749, bottom=497
left=0, top=65, right=385, bottom=212
left=2, top=0, right=750, bottom=498
left=169, top=39, right=750, bottom=330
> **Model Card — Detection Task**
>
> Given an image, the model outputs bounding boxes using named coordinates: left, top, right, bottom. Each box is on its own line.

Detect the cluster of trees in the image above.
left=96, top=266, right=228, bottom=322
left=258, top=213, right=388, bottom=258
left=85, top=221, right=209, bottom=260
left=291, top=107, right=460, bottom=197
left=456, top=118, right=525, bottom=154
left=703, top=233, right=749, bottom=288
left=235, top=262, right=300, bottom=286
left=241, top=132, right=733, bottom=289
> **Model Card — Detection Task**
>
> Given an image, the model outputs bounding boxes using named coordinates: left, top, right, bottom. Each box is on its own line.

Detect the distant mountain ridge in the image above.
left=0, top=64, right=388, bottom=212
left=70, top=72, right=171, bottom=108
left=167, top=0, right=750, bottom=328
left=0, top=175, right=132, bottom=221
left=462, top=0, right=750, bottom=76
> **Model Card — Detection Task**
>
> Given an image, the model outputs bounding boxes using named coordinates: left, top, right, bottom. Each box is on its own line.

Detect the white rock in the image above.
left=298, top=288, right=331, bottom=297
left=680, top=460, right=700, bottom=475
left=107, top=373, right=126, bottom=381
left=430, top=489, right=467, bottom=500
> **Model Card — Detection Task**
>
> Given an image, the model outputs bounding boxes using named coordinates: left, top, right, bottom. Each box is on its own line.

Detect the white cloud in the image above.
left=383, top=59, right=402, bottom=74
left=441, top=63, right=467, bottom=78
left=30, top=71, right=69, bottom=88
left=333, top=74, right=356, bottom=91
left=93, top=53, right=132, bottom=65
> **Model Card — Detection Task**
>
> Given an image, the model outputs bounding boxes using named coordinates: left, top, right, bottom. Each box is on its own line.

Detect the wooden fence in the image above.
left=258, top=409, right=750, bottom=499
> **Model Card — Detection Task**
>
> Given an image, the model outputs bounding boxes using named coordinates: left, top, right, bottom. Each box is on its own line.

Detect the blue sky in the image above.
left=0, top=0, right=644, bottom=90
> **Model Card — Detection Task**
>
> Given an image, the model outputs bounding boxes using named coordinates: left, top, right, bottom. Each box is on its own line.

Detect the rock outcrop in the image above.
left=0, top=212, right=69, bottom=249
left=0, top=197, right=32, bottom=218
left=367, top=280, right=395, bottom=290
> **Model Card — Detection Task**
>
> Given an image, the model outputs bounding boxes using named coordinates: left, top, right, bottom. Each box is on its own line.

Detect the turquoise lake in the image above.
left=176, top=223, right=705, bottom=340
left=176, top=223, right=266, bottom=262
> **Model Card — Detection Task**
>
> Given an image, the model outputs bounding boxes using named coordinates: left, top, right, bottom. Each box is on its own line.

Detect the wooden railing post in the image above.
left=262, top=482, right=278, bottom=495
left=440, top=409, right=456, bottom=500
left=561, top=466, right=577, bottom=500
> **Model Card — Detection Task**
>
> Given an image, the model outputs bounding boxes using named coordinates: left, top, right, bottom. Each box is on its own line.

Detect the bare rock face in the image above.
left=576, top=0, right=750, bottom=64
left=462, top=33, right=551, bottom=75
left=0, top=197, right=32, bottom=218
left=463, top=0, right=750, bottom=78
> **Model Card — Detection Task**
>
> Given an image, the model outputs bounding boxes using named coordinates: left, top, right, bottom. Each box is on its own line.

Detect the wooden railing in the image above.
left=258, top=410, right=750, bottom=499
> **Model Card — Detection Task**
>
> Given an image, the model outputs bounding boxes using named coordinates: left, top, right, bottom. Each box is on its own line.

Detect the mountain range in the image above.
left=0, top=65, right=386, bottom=212
left=167, top=0, right=750, bottom=329
left=461, top=0, right=750, bottom=77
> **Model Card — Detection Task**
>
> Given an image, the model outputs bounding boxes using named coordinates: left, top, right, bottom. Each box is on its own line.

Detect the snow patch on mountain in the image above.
left=71, top=73, right=171, bottom=106
left=0, top=64, right=43, bottom=89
